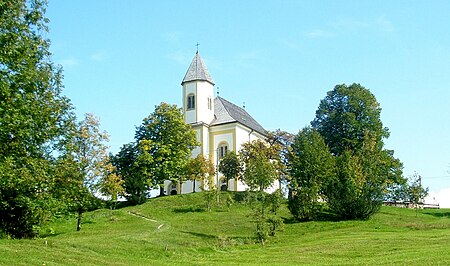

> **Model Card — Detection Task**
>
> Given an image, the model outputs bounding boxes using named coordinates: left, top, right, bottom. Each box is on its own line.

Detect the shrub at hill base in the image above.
left=288, top=127, right=334, bottom=221
left=240, top=140, right=284, bottom=244
left=325, top=149, right=384, bottom=220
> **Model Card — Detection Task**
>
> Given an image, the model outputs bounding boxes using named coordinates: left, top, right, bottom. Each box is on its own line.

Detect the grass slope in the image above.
left=1, top=192, right=449, bottom=265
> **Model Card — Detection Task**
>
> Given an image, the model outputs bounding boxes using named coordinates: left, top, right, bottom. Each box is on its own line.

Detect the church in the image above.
left=164, top=52, right=277, bottom=195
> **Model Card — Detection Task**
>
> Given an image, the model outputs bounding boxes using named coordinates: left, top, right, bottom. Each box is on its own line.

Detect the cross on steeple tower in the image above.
left=196, top=42, right=200, bottom=54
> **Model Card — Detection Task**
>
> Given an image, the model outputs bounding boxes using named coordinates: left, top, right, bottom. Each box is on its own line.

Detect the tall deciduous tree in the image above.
left=74, top=113, right=112, bottom=190
left=288, top=127, right=335, bottom=221
left=0, top=0, right=76, bottom=238
left=134, top=102, right=198, bottom=195
left=59, top=113, right=116, bottom=231
left=311, top=83, right=389, bottom=156
left=135, top=103, right=198, bottom=193
left=311, top=84, right=403, bottom=220
left=113, top=103, right=198, bottom=203
left=112, top=143, right=150, bottom=205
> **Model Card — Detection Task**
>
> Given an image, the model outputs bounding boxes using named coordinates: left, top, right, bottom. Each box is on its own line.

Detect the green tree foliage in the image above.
left=311, top=83, right=389, bottom=156
left=218, top=151, right=242, bottom=188
left=74, top=113, right=112, bottom=191
left=0, top=157, right=57, bottom=238
left=407, top=173, right=428, bottom=208
left=112, top=143, right=149, bottom=205
left=266, top=189, right=284, bottom=236
left=98, top=162, right=124, bottom=209
left=56, top=113, right=114, bottom=230
left=266, top=130, right=294, bottom=188
left=240, top=140, right=278, bottom=192
left=240, top=140, right=282, bottom=244
left=384, top=173, right=428, bottom=215
left=384, top=181, right=408, bottom=203
left=185, top=154, right=215, bottom=193
left=0, top=0, right=76, bottom=238
left=52, top=155, right=94, bottom=232
left=326, top=150, right=382, bottom=220
left=288, top=127, right=335, bottom=221
left=135, top=102, right=198, bottom=194
left=184, top=155, right=216, bottom=211
left=310, top=84, right=403, bottom=220
left=113, top=103, right=197, bottom=204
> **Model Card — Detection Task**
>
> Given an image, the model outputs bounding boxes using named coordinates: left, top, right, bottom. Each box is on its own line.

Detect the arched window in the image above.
left=218, top=142, right=228, bottom=159
left=187, top=94, right=195, bottom=110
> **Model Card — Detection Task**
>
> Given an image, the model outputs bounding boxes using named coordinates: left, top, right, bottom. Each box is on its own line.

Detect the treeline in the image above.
left=215, top=84, right=424, bottom=222
left=1, top=0, right=427, bottom=240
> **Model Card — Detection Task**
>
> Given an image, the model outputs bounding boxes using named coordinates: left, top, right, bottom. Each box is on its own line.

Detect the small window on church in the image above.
left=218, top=143, right=228, bottom=159
left=187, top=94, right=195, bottom=110
left=207, top=97, right=212, bottom=110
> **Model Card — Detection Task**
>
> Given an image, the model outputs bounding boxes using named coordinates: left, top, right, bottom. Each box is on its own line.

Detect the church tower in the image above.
left=181, top=52, right=215, bottom=125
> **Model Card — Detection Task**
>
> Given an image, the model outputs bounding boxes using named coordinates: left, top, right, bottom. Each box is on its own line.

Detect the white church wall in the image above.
left=163, top=180, right=176, bottom=195
left=180, top=180, right=202, bottom=194
left=212, top=132, right=233, bottom=165
left=235, top=124, right=265, bottom=152
left=201, top=125, right=210, bottom=157
left=235, top=125, right=251, bottom=151
left=207, top=124, right=235, bottom=189
left=163, top=179, right=202, bottom=196
left=191, top=127, right=201, bottom=158
left=184, top=83, right=196, bottom=124
left=236, top=180, right=250, bottom=192
left=234, top=124, right=279, bottom=192
left=195, top=81, right=214, bottom=124
left=209, top=124, right=235, bottom=166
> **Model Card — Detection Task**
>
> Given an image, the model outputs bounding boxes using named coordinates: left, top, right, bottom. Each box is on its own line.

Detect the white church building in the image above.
left=164, top=52, right=278, bottom=195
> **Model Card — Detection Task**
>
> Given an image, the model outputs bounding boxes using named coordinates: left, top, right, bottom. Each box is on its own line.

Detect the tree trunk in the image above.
left=159, top=185, right=165, bottom=197
left=77, top=209, right=82, bottom=231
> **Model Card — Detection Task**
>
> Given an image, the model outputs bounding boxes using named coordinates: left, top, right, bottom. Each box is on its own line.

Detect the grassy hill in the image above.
left=1, top=192, right=449, bottom=265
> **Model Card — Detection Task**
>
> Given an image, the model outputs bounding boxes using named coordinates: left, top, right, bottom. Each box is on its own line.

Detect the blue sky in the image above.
left=46, top=1, right=450, bottom=206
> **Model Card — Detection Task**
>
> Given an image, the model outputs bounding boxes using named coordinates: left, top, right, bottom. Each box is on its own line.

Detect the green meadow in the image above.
left=1, top=192, right=449, bottom=265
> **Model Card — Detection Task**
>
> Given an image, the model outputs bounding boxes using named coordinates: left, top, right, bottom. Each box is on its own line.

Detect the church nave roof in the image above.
left=212, top=97, right=267, bottom=137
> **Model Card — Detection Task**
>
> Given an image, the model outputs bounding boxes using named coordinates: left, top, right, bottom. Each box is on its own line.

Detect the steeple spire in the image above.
left=181, top=52, right=215, bottom=85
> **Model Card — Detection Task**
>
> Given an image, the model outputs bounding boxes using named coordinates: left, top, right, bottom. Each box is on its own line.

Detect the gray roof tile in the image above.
left=211, top=97, right=267, bottom=136
left=181, top=52, right=215, bottom=85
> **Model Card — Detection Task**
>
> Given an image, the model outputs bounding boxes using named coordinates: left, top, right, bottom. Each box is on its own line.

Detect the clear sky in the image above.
left=46, top=1, right=450, bottom=206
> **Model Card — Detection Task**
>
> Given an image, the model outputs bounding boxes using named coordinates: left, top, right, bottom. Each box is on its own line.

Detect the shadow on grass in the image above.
left=422, top=210, right=450, bottom=218
left=39, top=231, right=64, bottom=238
left=173, top=206, right=205, bottom=213
left=281, top=217, right=298, bottom=224
left=282, top=211, right=341, bottom=224
left=182, top=231, right=253, bottom=246
left=181, top=231, right=217, bottom=239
